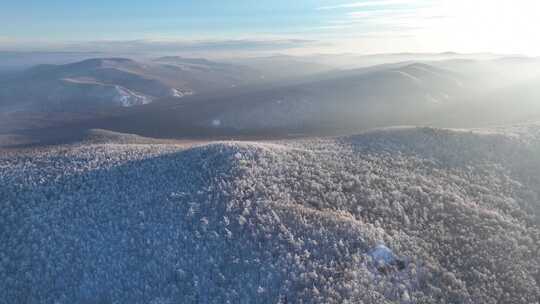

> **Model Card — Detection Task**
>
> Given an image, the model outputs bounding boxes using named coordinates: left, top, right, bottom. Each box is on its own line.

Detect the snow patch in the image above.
left=369, top=244, right=397, bottom=265
left=392, top=70, right=422, bottom=83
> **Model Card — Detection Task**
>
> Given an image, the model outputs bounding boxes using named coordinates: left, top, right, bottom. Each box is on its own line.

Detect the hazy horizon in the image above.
left=2, top=0, right=540, bottom=57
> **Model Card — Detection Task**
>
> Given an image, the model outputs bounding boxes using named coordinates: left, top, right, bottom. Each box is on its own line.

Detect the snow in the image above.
left=1, top=125, right=540, bottom=303
left=392, top=70, right=422, bottom=83
left=113, top=85, right=152, bottom=106
left=369, top=244, right=397, bottom=265
left=170, top=88, right=194, bottom=98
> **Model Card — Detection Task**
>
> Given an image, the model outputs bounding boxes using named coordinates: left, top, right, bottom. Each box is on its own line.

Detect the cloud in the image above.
left=0, top=38, right=319, bottom=56
left=317, top=0, right=419, bottom=10
left=0, top=36, right=14, bottom=44
left=55, top=38, right=318, bottom=54
left=346, top=6, right=446, bottom=19
left=316, top=0, right=446, bottom=37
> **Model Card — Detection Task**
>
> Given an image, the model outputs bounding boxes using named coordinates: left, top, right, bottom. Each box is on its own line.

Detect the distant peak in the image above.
left=67, top=57, right=137, bottom=69
left=494, top=56, right=537, bottom=63
left=154, top=56, right=213, bottom=65
left=403, top=62, right=434, bottom=69
left=400, top=62, right=453, bottom=74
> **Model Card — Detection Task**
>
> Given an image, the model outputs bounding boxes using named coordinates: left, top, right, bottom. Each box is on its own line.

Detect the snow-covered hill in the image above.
left=205, top=63, right=468, bottom=131
left=0, top=57, right=260, bottom=112
left=1, top=125, right=540, bottom=303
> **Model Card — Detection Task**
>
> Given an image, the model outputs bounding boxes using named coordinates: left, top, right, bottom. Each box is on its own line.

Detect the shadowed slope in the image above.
left=1, top=126, right=540, bottom=303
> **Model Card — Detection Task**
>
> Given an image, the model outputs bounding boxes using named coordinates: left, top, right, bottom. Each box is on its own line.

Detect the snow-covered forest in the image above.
left=1, top=125, right=540, bottom=303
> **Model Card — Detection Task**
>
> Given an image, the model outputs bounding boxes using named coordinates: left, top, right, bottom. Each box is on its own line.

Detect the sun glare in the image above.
left=439, top=0, right=540, bottom=55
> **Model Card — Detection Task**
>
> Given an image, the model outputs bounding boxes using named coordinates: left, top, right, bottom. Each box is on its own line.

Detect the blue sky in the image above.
left=1, top=0, right=540, bottom=55
left=1, top=0, right=340, bottom=40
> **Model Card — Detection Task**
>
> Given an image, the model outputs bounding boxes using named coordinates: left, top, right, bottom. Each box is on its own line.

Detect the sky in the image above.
left=1, top=0, right=540, bottom=56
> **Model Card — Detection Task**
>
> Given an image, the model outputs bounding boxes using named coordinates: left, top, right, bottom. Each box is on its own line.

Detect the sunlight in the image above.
left=440, top=0, right=540, bottom=55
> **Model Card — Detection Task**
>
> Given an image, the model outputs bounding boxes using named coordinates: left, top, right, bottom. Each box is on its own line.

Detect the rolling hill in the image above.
left=0, top=57, right=261, bottom=112
left=76, top=62, right=473, bottom=138
left=206, top=63, right=468, bottom=131
left=3, top=55, right=540, bottom=141
left=2, top=125, right=539, bottom=303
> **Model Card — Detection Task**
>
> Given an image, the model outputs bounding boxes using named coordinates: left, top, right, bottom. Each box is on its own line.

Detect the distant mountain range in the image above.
left=61, top=56, right=538, bottom=138
left=0, top=57, right=261, bottom=112
left=205, top=62, right=468, bottom=131
left=2, top=53, right=540, bottom=139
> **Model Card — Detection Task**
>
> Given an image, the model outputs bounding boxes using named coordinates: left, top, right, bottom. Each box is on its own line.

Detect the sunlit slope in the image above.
left=0, top=57, right=260, bottom=112
left=2, top=125, right=540, bottom=303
